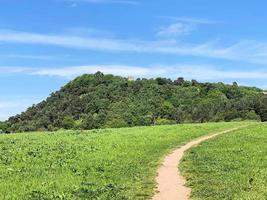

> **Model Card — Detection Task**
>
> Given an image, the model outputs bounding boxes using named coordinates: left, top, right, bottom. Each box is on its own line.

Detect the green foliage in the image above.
left=7, top=72, right=265, bottom=132
left=180, top=123, right=267, bottom=200
left=155, top=118, right=176, bottom=125
left=62, top=116, right=75, bottom=129
left=255, top=95, right=267, bottom=121
left=245, top=111, right=261, bottom=121
left=0, top=122, right=245, bottom=199
left=80, top=113, right=94, bottom=130
left=105, top=117, right=128, bottom=128
left=0, top=121, right=9, bottom=133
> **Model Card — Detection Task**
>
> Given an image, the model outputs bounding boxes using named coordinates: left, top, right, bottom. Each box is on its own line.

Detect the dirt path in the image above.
left=152, top=127, right=242, bottom=200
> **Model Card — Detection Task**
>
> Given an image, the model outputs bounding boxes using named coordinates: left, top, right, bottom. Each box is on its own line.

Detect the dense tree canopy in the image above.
left=5, top=72, right=267, bottom=132
left=0, top=121, right=9, bottom=133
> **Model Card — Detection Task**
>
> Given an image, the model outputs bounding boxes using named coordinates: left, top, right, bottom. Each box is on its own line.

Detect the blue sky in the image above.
left=1, top=0, right=267, bottom=120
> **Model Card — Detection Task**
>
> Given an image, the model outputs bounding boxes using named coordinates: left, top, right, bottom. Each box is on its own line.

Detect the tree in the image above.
left=172, top=107, right=186, bottom=123
left=6, top=72, right=265, bottom=132
left=0, top=121, right=9, bottom=133
left=246, top=111, right=261, bottom=121
left=81, top=113, right=95, bottom=130
left=155, top=118, right=175, bottom=125
left=105, top=117, right=128, bottom=128
left=62, top=116, right=75, bottom=129
left=255, top=96, right=267, bottom=121
left=174, top=77, right=184, bottom=86
left=191, top=79, right=199, bottom=87
left=155, top=77, right=172, bottom=85
left=233, top=82, right=238, bottom=87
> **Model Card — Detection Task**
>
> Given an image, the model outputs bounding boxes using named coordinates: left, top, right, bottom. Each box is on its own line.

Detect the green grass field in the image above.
left=180, top=123, right=267, bottom=200
left=0, top=122, right=246, bottom=200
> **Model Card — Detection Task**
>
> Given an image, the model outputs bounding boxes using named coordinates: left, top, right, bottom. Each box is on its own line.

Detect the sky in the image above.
left=1, top=0, right=267, bottom=120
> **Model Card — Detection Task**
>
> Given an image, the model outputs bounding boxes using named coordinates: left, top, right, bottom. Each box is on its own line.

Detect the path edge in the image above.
left=151, top=125, right=249, bottom=200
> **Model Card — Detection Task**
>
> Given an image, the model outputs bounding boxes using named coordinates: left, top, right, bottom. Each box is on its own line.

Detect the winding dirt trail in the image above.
left=152, top=127, right=242, bottom=200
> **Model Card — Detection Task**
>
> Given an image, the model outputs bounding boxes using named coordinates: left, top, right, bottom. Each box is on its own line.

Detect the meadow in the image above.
left=180, top=123, right=267, bottom=200
left=0, top=122, right=245, bottom=200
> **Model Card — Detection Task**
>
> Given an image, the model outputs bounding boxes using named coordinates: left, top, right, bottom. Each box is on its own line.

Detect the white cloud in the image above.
left=2, top=65, right=267, bottom=82
left=0, top=65, right=165, bottom=79
left=165, top=65, right=267, bottom=80
left=0, top=54, right=58, bottom=60
left=64, top=27, right=113, bottom=37
left=62, top=0, right=139, bottom=5
left=0, top=114, right=11, bottom=121
left=155, top=16, right=215, bottom=38
left=0, top=54, right=78, bottom=61
left=0, top=99, right=40, bottom=121
left=0, top=102, right=19, bottom=109
left=2, top=29, right=267, bottom=64
left=156, top=16, right=215, bottom=24
left=0, top=99, right=38, bottom=109
left=32, top=65, right=166, bottom=79
left=0, top=67, right=32, bottom=74
left=0, top=29, right=139, bottom=51
left=157, top=23, right=194, bottom=37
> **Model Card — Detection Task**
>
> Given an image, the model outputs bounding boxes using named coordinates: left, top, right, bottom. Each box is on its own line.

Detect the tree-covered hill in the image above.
left=4, top=72, right=267, bottom=132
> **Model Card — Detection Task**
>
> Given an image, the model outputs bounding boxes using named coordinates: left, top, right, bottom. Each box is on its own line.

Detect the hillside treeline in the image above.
left=2, top=72, right=267, bottom=132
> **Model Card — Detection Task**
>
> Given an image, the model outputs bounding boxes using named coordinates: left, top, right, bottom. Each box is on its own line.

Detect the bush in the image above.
left=62, top=116, right=75, bottom=129
left=0, top=121, right=9, bottom=133
left=155, top=118, right=176, bottom=125
left=245, top=111, right=261, bottom=121
left=81, top=114, right=94, bottom=130
left=105, top=118, right=128, bottom=128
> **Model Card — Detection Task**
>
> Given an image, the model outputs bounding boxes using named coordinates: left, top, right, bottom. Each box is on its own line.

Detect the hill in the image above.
left=4, top=72, right=267, bottom=132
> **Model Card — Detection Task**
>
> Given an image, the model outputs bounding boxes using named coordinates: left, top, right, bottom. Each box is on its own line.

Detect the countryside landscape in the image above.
left=1, top=1, right=267, bottom=200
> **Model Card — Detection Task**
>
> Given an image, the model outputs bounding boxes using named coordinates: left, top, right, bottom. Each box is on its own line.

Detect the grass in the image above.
left=180, top=123, right=267, bottom=200
left=0, top=122, right=247, bottom=200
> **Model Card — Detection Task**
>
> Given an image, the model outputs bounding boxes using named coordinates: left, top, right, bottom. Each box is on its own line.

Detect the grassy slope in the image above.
left=180, top=123, right=267, bottom=200
left=0, top=122, right=246, bottom=200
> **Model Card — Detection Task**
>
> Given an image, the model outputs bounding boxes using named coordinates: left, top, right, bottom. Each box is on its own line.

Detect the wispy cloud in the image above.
left=0, top=54, right=79, bottom=61
left=0, top=101, right=20, bottom=109
left=156, top=16, right=215, bottom=24
left=0, top=54, right=58, bottom=61
left=62, top=0, right=140, bottom=5
left=0, top=65, right=165, bottom=79
left=0, top=67, right=32, bottom=74
left=0, top=113, right=15, bottom=121
left=157, top=23, right=195, bottom=37
left=63, top=27, right=114, bottom=37
left=2, top=65, right=267, bottom=83
left=0, top=29, right=138, bottom=51
left=0, top=99, right=41, bottom=121
left=32, top=65, right=160, bottom=78
left=1, top=29, right=267, bottom=64
left=156, top=16, right=215, bottom=38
